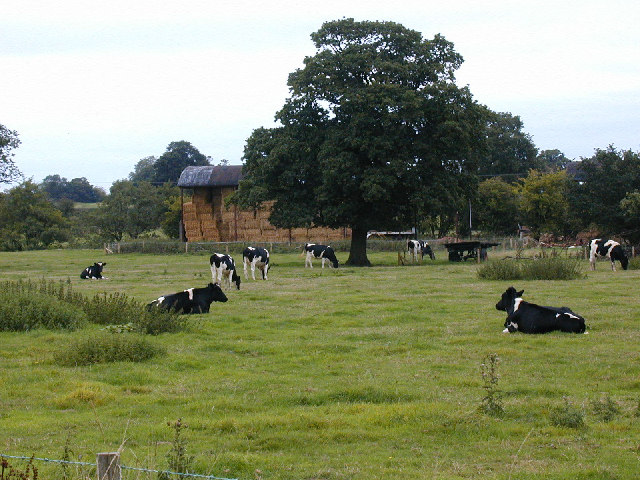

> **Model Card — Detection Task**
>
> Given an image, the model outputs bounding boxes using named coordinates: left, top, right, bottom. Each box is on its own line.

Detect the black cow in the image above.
left=495, top=287, right=587, bottom=334
left=147, top=283, right=228, bottom=314
left=304, top=243, right=339, bottom=268
left=407, top=240, right=435, bottom=262
left=80, top=262, right=107, bottom=279
left=242, top=246, right=270, bottom=280
left=210, top=253, right=241, bottom=290
left=590, top=238, right=628, bottom=271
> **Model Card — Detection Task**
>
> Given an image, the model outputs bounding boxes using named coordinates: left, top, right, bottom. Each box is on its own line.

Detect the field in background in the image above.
left=1, top=248, right=639, bottom=479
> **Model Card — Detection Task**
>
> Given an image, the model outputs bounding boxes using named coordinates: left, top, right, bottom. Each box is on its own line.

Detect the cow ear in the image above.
left=517, top=290, right=524, bottom=297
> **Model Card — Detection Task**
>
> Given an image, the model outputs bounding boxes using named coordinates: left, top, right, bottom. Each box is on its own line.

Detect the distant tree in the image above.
left=97, top=180, right=179, bottom=240
left=537, top=149, right=570, bottom=171
left=0, top=180, right=69, bottom=250
left=518, top=169, right=571, bottom=235
left=479, top=111, right=539, bottom=179
left=570, top=146, right=640, bottom=237
left=152, top=141, right=210, bottom=184
left=161, top=195, right=183, bottom=239
left=475, top=177, right=520, bottom=235
left=129, top=156, right=158, bottom=183
left=233, top=19, right=484, bottom=265
left=0, top=124, right=22, bottom=184
left=620, top=190, right=640, bottom=242
left=40, top=175, right=105, bottom=202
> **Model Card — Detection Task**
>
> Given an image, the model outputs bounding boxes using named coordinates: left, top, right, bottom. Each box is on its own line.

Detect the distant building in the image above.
left=177, top=165, right=350, bottom=243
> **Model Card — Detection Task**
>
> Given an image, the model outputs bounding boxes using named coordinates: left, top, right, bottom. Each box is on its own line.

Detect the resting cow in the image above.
left=210, top=253, right=241, bottom=290
left=304, top=243, right=339, bottom=268
left=407, top=240, right=435, bottom=262
left=147, top=283, right=227, bottom=314
left=242, top=246, right=270, bottom=280
left=495, top=286, right=586, bottom=334
left=590, top=238, right=628, bottom=271
left=81, top=262, right=107, bottom=279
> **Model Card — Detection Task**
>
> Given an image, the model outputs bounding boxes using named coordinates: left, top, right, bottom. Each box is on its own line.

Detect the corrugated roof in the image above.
left=177, top=165, right=244, bottom=187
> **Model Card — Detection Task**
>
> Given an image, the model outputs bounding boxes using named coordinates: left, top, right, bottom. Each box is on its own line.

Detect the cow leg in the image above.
left=306, top=253, right=313, bottom=268
left=611, top=260, right=616, bottom=272
left=589, top=256, right=596, bottom=271
left=251, top=262, right=257, bottom=280
left=243, top=260, right=249, bottom=280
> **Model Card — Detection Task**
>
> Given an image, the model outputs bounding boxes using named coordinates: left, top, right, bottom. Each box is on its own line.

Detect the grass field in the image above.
left=1, top=248, right=639, bottom=480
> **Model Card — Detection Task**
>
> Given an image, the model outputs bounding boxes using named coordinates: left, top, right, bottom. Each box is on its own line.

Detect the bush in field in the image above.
left=0, top=291, right=86, bottom=331
left=55, top=332, right=165, bottom=366
left=628, top=256, right=640, bottom=270
left=478, top=257, right=585, bottom=280
left=0, top=279, right=186, bottom=335
left=550, top=397, right=585, bottom=429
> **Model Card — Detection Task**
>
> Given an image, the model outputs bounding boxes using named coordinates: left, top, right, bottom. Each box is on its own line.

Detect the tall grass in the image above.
left=477, top=256, right=586, bottom=280
left=54, top=332, right=165, bottom=366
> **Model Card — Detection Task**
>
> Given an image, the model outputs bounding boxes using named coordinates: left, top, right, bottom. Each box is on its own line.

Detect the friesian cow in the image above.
left=495, top=286, right=587, bottom=334
left=304, top=243, right=339, bottom=268
left=210, top=253, right=241, bottom=290
left=80, top=262, right=107, bottom=279
left=242, top=246, right=270, bottom=280
left=147, top=283, right=228, bottom=314
left=589, top=238, right=628, bottom=271
left=407, top=240, right=435, bottom=262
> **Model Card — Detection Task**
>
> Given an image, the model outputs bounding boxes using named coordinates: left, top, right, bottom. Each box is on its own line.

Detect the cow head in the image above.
left=232, top=271, right=241, bottom=290
left=207, top=283, right=228, bottom=302
left=422, top=244, right=435, bottom=260
left=495, top=287, right=524, bottom=313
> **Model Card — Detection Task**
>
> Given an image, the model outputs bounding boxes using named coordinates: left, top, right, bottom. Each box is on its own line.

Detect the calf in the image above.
left=147, top=283, right=227, bottom=314
left=80, top=262, right=107, bottom=279
left=304, top=243, right=339, bottom=268
left=590, top=238, right=628, bottom=271
left=210, top=253, right=241, bottom=290
left=495, top=287, right=586, bottom=334
left=407, top=240, right=435, bottom=262
left=242, top=246, right=270, bottom=280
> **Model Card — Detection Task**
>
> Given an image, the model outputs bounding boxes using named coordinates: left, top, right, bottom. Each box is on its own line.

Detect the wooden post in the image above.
left=97, top=452, right=121, bottom=480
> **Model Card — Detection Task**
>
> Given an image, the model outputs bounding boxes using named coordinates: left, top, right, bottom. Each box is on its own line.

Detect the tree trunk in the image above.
left=345, top=226, right=371, bottom=266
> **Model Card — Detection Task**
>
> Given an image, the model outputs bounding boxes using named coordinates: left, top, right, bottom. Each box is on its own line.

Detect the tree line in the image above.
left=1, top=19, right=638, bottom=255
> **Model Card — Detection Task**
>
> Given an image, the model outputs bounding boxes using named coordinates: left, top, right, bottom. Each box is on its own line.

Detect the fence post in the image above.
left=97, top=452, right=121, bottom=480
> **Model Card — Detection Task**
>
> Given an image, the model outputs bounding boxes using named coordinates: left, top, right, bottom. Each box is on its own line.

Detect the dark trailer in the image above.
left=444, top=241, right=500, bottom=262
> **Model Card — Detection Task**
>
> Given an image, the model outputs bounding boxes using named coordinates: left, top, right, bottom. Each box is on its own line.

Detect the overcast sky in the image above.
left=2, top=0, right=639, bottom=190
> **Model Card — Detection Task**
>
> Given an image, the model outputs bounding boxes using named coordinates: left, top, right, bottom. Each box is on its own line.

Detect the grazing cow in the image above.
left=210, top=253, right=241, bottom=290
left=495, top=286, right=587, bottom=334
left=304, top=243, right=339, bottom=268
left=589, top=238, right=628, bottom=271
left=242, top=246, right=270, bottom=280
left=407, top=240, right=435, bottom=262
left=147, top=283, right=227, bottom=314
left=80, top=262, right=107, bottom=279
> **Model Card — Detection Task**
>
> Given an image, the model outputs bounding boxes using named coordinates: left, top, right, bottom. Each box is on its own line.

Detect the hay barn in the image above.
left=177, top=165, right=350, bottom=243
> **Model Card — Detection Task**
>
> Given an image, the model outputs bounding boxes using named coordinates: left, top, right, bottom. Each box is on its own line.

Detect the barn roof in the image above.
left=177, top=165, right=244, bottom=187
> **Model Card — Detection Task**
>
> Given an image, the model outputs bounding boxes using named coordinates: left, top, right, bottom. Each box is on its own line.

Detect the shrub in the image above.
left=550, top=397, right=585, bottom=429
left=55, top=332, right=165, bottom=366
left=0, top=292, right=86, bottom=331
left=628, top=256, right=640, bottom=270
left=479, top=353, right=504, bottom=416
left=590, top=395, right=620, bottom=422
left=478, top=257, right=585, bottom=280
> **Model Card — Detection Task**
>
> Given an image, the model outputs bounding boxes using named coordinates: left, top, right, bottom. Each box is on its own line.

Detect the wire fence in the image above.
left=0, top=454, right=238, bottom=480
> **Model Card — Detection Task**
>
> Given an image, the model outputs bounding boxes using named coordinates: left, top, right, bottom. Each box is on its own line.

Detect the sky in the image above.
left=2, top=0, right=639, bottom=191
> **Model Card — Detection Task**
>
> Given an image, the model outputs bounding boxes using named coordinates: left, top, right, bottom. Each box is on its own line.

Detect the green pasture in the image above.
left=1, top=248, right=639, bottom=479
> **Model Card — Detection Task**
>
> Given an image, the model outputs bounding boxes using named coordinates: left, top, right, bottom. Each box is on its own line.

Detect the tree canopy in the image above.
left=152, top=141, right=210, bottom=184
left=0, top=124, right=22, bottom=184
left=40, top=175, right=106, bottom=203
left=234, top=19, right=484, bottom=265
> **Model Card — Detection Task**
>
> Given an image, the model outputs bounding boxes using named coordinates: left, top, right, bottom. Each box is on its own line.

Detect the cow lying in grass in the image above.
left=81, top=262, right=107, bottom=279
left=495, top=287, right=587, bottom=334
left=147, top=283, right=228, bottom=314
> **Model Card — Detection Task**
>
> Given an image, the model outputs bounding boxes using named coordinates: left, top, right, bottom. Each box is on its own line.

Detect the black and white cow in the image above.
left=495, top=286, right=586, bottom=334
left=210, top=253, right=241, bottom=290
left=304, top=243, right=339, bottom=269
left=147, top=283, right=228, bottom=314
left=242, top=246, right=270, bottom=280
left=589, top=238, right=628, bottom=271
left=80, top=262, right=107, bottom=279
left=407, top=240, right=435, bottom=262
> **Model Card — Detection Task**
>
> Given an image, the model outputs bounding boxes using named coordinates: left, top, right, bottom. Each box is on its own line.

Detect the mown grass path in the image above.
left=1, top=249, right=639, bottom=479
